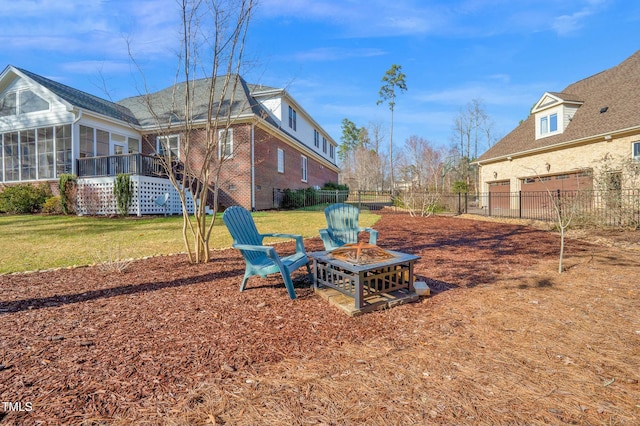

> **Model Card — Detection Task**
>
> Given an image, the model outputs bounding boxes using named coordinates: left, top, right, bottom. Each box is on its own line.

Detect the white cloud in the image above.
left=290, top=47, right=386, bottom=62
left=551, top=0, right=609, bottom=35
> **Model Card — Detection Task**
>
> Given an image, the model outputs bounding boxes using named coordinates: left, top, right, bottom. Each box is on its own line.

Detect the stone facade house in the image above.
left=0, top=65, right=339, bottom=213
left=475, top=50, right=640, bottom=209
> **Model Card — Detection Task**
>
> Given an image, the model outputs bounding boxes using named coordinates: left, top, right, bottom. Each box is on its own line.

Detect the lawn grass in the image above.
left=0, top=211, right=380, bottom=274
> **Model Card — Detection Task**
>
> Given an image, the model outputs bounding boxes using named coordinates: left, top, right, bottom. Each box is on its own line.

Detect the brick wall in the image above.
left=253, top=127, right=338, bottom=210
left=143, top=124, right=339, bottom=211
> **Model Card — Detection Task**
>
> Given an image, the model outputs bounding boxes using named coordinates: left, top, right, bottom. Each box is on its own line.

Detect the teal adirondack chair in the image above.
left=319, top=203, right=378, bottom=251
left=222, top=206, right=312, bottom=299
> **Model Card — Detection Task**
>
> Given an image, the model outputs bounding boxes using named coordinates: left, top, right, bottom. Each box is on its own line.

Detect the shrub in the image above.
left=0, top=183, right=52, bottom=214
left=321, top=182, right=349, bottom=202
left=322, top=182, right=349, bottom=191
left=114, top=173, right=133, bottom=216
left=283, top=188, right=319, bottom=209
left=59, top=174, right=77, bottom=215
left=42, top=196, right=63, bottom=214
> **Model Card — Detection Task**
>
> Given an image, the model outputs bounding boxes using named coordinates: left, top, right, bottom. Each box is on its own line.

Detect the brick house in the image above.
left=475, top=50, right=640, bottom=208
left=0, top=66, right=339, bottom=213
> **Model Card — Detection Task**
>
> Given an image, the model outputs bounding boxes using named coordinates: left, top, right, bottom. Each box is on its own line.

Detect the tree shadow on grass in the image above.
left=0, top=268, right=244, bottom=315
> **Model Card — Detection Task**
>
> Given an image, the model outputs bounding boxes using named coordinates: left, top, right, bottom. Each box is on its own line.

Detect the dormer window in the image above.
left=533, top=92, right=582, bottom=140
left=540, top=113, right=558, bottom=135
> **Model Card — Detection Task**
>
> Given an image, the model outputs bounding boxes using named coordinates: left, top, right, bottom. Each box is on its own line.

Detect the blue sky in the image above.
left=1, top=0, right=639, bottom=156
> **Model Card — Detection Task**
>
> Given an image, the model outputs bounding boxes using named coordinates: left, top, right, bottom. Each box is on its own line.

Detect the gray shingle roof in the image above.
left=117, top=75, right=276, bottom=129
left=477, top=49, right=640, bottom=162
left=16, top=67, right=139, bottom=125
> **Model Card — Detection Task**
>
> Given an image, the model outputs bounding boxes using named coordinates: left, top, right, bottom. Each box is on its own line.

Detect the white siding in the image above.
left=0, top=75, right=75, bottom=130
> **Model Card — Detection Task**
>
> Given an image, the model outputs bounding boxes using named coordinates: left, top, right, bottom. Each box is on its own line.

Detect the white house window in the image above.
left=37, top=127, right=54, bottom=179
left=20, top=129, right=36, bottom=180
left=96, top=129, right=109, bottom=157
left=301, top=155, right=308, bottom=182
left=79, top=125, right=95, bottom=158
left=633, top=141, right=640, bottom=162
left=314, top=130, right=320, bottom=148
left=55, top=125, right=72, bottom=176
left=128, top=137, right=140, bottom=153
left=19, top=90, right=49, bottom=114
left=218, top=128, right=233, bottom=159
left=540, top=113, right=558, bottom=135
left=288, top=106, right=297, bottom=131
left=0, top=124, right=71, bottom=182
left=157, top=135, right=180, bottom=158
left=3, top=132, right=19, bottom=181
left=277, top=148, right=284, bottom=173
left=329, top=144, right=335, bottom=159
left=0, top=92, right=17, bottom=117
left=322, top=137, right=327, bottom=153
left=0, top=90, right=49, bottom=116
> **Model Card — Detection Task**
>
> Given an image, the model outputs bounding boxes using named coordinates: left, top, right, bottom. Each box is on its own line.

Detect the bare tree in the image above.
left=130, top=0, right=255, bottom=263
left=339, top=119, right=386, bottom=191
left=525, top=167, right=587, bottom=273
left=450, top=98, right=495, bottom=193
left=395, top=136, right=445, bottom=216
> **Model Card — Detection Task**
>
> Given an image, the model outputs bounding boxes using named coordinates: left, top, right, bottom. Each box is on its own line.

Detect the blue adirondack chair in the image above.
left=222, top=206, right=312, bottom=299
left=319, top=203, right=378, bottom=251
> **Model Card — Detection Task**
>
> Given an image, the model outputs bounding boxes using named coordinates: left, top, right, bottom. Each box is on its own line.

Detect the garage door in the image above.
left=520, top=172, right=593, bottom=215
left=521, top=172, right=593, bottom=192
left=488, top=180, right=511, bottom=210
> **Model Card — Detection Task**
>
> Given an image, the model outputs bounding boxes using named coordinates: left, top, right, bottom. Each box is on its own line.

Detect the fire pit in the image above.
left=329, top=242, right=396, bottom=265
left=309, top=245, right=420, bottom=312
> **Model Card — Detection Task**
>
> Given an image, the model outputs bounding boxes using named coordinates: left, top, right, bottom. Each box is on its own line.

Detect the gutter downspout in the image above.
left=251, top=123, right=255, bottom=211
left=72, top=109, right=82, bottom=176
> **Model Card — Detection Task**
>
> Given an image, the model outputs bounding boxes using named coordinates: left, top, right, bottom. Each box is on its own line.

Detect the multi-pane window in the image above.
left=218, top=128, right=233, bottom=159
left=540, top=113, right=558, bottom=135
left=0, top=90, right=49, bottom=116
left=322, top=137, right=327, bottom=153
left=633, top=141, right=640, bottom=162
left=80, top=125, right=94, bottom=158
left=314, top=130, right=320, bottom=148
left=157, top=135, right=180, bottom=158
left=288, top=106, right=297, bottom=131
left=3, top=132, right=19, bottom=181
left=20, top=130, right=36, bottom=180
left=37, top=127, right=54, bottom=179
left=277, top=148, right=284, bottom=173
left=301, top=155, right=308, bottom=182
left=1, top=124, right=72, bottom=182
left=55, top=125, right=72, bottom=176
left=329, top=144, right=335, bottom=159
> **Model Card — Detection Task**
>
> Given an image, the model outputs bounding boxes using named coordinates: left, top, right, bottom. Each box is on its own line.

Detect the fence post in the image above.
left=358, top=191, right=362, bottom=210
left=488, top=192, right=492, bottom=217
left=519, top=191, right=522, bottom=219
left=335, top=190, right=338, bottom=204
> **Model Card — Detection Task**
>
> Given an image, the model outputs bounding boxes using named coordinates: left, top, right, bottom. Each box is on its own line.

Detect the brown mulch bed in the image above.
left=1, top=213, right=638, bottom=425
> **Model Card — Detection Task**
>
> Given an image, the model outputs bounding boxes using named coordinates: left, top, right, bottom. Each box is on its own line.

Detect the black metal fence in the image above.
left=274, top=188, right=640, bottom=228
left=77, top=153, right=165, bottom=178
left=273, top=189, right=393, bottom=211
